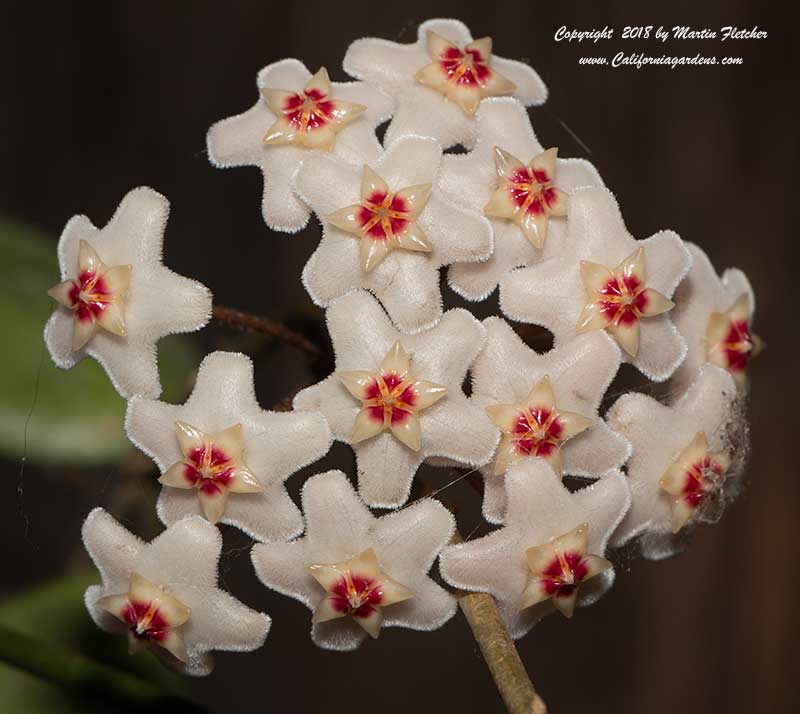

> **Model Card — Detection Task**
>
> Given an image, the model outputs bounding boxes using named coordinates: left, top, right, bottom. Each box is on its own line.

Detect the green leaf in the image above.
left=0, top=571, right=186, bottom=713
left=0, top=216, right=199, bottom=465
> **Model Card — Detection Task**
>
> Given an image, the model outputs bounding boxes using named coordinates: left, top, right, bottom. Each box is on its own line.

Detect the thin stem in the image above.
left=211, top=305, right=320, bottom=356
left=0, top=624, right=210, bottom=713
left=452, top=532, right=547, bottom=714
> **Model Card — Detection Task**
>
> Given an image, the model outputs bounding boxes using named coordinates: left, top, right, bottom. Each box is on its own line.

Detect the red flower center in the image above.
left=721, top=319, right=755, bottom=373
left=682, top=456, right=724, bottom=508
left=508, top=167, right=558, bottom=217
left=330, top=574, right=384, bottom=618
left=362, top=371, right=418, bottom=426
left=597, top=273, right=649, bottom=327
left=512, top=407, right=564, bottom=457
left=439, top=46, right=490, bottom=86
left=540, top=551, right=589, bottom=598
left=122, top=599, right=170, bottom=642
left=357, top=191, right=411, bottom=240
left=68, top=270, right=112, bottom=323
left=183, top=443, right=235, bottom=496
left=282, top=88, right=334, bottom=134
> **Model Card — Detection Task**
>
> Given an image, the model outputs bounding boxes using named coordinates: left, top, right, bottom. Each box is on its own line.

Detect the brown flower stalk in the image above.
left=452, top=530, right=547, bottom=714
left=211, top=304, right=320, bottom=356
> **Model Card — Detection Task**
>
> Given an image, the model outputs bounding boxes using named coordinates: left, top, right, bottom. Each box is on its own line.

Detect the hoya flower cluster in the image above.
left=43, top=18, right=760, bottom=676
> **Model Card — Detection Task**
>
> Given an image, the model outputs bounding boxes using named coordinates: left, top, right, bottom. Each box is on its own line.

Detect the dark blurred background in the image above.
left=0, top=1, right=796, bottom=712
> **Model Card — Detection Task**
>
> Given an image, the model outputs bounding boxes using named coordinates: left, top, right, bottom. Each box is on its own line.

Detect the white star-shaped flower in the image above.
left=125, top=351, right=332, bottom=542
left=44, top=187, right=212, bottom=399
left=499, top=187, right=692, bottom=381
left=83, top=508, right=270, bottom=675
left=251, top=470, right=456, bottom=650
left=439, top=98, right=604, bottom=301
left=606, top=364, right=740, bottom=559
left=439, top=460, right=630, bottom=638
left=293, top=290, right=498, bottom=508
left=293, top=135, right=492, bottom=334
left=207, top=59, right=393, bottom=233
left=344, top=18, right=547, bottom=149
left=472, top=317, right=631, bottom=523
left=671, top=242, right=763, bottom=393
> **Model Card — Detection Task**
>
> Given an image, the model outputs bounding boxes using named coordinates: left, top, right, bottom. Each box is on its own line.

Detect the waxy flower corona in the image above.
left=518, top=524, right=612, bottom=618
left=159, top=422, right=264, bottom=524
left=98, top=572, right=191, bottom=662
left=659, top=431, right=732, bottom=533
left=486, top=375, right=592, bottom=477
left=706, top=294, right=763, bottom=388
left=415, top=32, right=516, bottom=115
left=577, top=247, right=675, bottom=357
left=484, top=147, right=567, bottom=249
left=338, top=341, right=447, bottom=451
left=48, top=240, right=131, bottom=351
left=308, top=548, right=415, bottom=638
left=327, top=167, right=433, bottom=271
left=261, top=67, right=367, bottom=151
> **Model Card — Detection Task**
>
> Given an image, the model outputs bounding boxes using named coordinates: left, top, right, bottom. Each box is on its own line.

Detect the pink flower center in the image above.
left=720, top=319, right=755, bottom=373
left=439, top=45, right=490, bottom=86
left=508, top=167, right=558, bottom=217
left=282, top=88, right=334, bottom=134
left=68, top=270, right=112, bottom=323
left=122, top=599, right=170, bottom=643
left=682, top=456, right=725, bottom=509
left=540, top=551, right=589, bottom=598
left=182, top=443, right=235, bottom=496
left=512, top=407, right=564, bottom=457
left=362, top=371, right=418, bottom=426
left=357, top=191, right=411, bottom=240
left=596, top=273, right=649, bottom=327
left=330, top=573, right=384, bottom=619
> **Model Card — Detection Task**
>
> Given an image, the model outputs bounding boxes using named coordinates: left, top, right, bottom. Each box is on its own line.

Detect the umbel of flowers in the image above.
left=41, top=17, right=760, bottom=681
